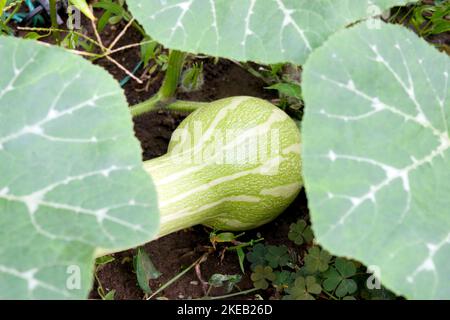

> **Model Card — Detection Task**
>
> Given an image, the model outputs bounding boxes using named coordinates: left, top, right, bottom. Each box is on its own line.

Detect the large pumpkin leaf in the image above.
left=0, top=37, right=159, bottom=299
left=127, top=0, right=412, bottom=65
left=302, top=22, right=450, bottom=299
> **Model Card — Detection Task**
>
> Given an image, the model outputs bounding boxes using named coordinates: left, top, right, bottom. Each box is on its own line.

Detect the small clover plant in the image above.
left=250, top=266, right=277, bottom=290
left=273, top=270, right=296, bottom=292
left=322, top=258, right=358, bottom=298
left=265, top=245, right=292, bottom=269
left=304, top=246, right=332, bottom=274
left=288, top=219, right=314, bottom=245
left=246, top=243, right=269, bottom=270
left=283, top=276, right=322, bottom=300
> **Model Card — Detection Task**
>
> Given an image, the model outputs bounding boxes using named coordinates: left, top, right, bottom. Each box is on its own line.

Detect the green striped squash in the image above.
left=144, top=96, right=302, bottom=237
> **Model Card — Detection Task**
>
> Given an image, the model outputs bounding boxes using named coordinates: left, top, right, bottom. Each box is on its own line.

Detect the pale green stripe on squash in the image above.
left=144, top=96, right=302, bottom=237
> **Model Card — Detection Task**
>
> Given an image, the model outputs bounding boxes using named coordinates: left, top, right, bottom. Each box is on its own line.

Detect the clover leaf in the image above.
left=288, top=219, right=314, bottom=245
left=265, top=245, right=291, bottom=268
left=283, top=276, right=322, bottom=300
left=304, top=246, right=332, bottom=273
left=246, top=243, right=269, bottom=270
left=323, top=258, right=357, bottom=298
left=251, top=265, right=276, bottom=290
left=273, top=270, right=296, bottom=292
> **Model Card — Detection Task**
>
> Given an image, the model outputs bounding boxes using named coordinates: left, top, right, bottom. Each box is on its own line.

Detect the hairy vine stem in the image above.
left=48, top=0, right=59, bottom=43
left=130, top=50, right=208, bottom=116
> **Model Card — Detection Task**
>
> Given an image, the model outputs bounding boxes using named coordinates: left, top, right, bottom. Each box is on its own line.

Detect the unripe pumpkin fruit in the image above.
left=144, top=96, right=302, bottom=238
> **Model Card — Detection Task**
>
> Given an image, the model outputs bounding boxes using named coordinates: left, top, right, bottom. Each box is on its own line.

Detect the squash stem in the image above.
left=131, top=98, right=209, bottom=117
left=49, top=0, right=60, bottom=44
left=165, top=100, right=210, bottom=112
left=130, top=50, right=187, bottom=117
left=159, top=50, right=187, bottom=99
left=130, top=94, right=162, bottom=117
